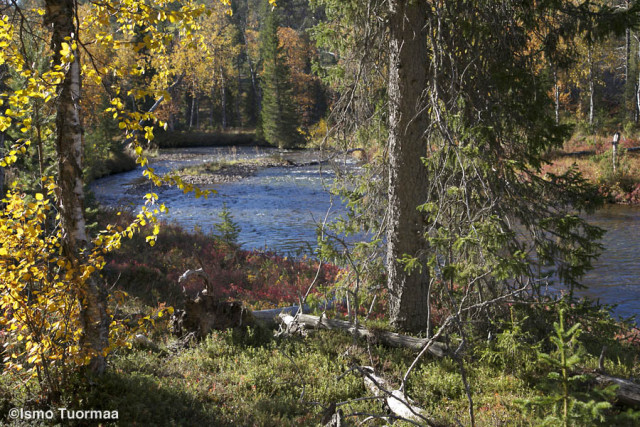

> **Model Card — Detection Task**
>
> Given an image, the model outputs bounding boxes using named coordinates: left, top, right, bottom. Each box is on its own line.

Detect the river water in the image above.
left=576, top=206, right=640, bottom=320
left=91, top=146, right=352, bottom=255
left=91, top=146, right=640, bottom=321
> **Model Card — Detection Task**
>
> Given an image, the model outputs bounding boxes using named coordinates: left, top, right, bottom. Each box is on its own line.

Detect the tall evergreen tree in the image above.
left=259, top=2, right=303, bottom=148
left=315, top=0, right=640, bottom=333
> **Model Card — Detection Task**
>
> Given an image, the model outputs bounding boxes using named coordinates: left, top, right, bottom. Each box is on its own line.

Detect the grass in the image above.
left=4, top=315, right=638, bottom=426
left=3, top=210, right=640, bottom=426
left=94, top=330, right=539, bottom=426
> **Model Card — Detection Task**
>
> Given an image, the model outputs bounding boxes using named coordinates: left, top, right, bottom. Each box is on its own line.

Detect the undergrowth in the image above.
left=2, top=214, right=640, bottom=426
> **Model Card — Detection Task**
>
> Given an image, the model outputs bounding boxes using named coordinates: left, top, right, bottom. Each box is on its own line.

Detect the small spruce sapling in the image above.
left=214, top=202, right=241, bottom=246
left=518, top=309, right=615, bottom=426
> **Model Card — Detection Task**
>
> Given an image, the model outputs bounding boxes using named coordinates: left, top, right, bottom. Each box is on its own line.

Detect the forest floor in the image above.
left=86, top=220, right=640, bottom=425
left=545, top=133, right=640, bottom=204
left=4, top=213, right=639, bottom=426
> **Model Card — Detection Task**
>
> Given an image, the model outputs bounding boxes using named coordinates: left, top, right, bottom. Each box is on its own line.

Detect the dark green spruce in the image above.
left=258, top=1, right=303, bottom=149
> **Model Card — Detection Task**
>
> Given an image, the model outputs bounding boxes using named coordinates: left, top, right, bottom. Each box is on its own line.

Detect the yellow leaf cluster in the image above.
left=0, top=180, right=172, bottom=391
left=0, top=0, right=236, bottom=393
left=0, top=183, right=89, bottom=383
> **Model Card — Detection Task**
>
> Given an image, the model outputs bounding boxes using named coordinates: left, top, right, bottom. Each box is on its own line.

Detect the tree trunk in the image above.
left=189, top=93, right=196, bottom=129
left=387, top=0, right=430, bottom=332
left=637, top=80, right=640, bottom=124
left=593, top=373, right=640, bottom=408
left=626, top=32, right=633, bottom=120
left=554, top=67, right=560, bottom=125
left=210, top=94, right=215, bottom=128
left=221, top=67, right=228, bottom=129
left=45, top=0, right=108, bottom=374
left=245, top=39, right=260, bottom=122
left=195, top=95, right=199, bottom=129
left=588, top=46, right=595, bottom=127
left=275, top=313, right=447, bottom=357
left=626, top=0, right=632, bottom=120
left=626, top=1, right=631, bottom=85
left=168, top=112, right=176, bottom=132
left=236, top=56, right=242, bottom=127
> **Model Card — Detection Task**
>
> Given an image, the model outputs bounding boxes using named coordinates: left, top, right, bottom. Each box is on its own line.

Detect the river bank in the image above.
left=3, top=208, right=639, bottom=426
left=154, top=129, right=264, bottom=148
left=90, top=144, right=640, bottom=320
left=85, top=130, right=269, bottom=183
left=545, top=134, right=640, bottom=204
left=98, top=210, right=341, bottom=311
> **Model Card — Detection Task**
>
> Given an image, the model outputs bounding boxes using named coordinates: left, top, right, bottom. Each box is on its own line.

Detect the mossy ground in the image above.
left=2, top=320, right=639, bottom=426
left=2, top=217, right=640, bottom=426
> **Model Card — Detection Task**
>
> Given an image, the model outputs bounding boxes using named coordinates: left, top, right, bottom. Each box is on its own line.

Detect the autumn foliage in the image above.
left=100, top=212, right=340, bottom=311
left=0, top=183, right=170, bottom=397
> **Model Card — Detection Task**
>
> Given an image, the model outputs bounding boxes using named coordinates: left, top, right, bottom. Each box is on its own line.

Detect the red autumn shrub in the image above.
left=99, top=211, right=341, bottom=310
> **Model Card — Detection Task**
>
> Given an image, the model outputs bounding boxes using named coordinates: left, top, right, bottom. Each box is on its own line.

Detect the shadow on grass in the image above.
left=87, top=370, right=224, bottom=426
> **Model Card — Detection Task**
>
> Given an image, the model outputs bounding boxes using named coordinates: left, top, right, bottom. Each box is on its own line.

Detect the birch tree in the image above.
left=1, top=0, right=266, bottom=377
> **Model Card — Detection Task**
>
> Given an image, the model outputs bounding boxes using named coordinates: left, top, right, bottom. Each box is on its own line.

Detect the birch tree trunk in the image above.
left=554, top=67, right=560, bottom=125
left=387, top=0, right=430, bottom=332
left=588, top=46, right=595, bottom=127
left=46, top=0, right=108, bottom=374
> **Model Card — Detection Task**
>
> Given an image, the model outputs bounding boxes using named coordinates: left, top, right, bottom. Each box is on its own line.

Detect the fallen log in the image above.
left=593, top=374, right=640, bottom=407
left=252, top=306, right=306, bottom=328
left=277, top=313, right=447, bottom=358
left=359, top=366, right=433, bottom=425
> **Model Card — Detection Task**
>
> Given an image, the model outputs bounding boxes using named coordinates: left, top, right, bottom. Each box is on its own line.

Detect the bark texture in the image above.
left=387, top=0, right=430, bottom=332
left=46, top=0, right=109, bottom=374
left=593, top=374, right=640, bottom=407
left=276, top=313, right=447, bottom=357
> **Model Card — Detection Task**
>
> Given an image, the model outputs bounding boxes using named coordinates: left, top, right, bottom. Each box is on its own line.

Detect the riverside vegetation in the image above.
left=2, top=208, right=640, bottom=425
left=545, top=131, right=640, bottom=204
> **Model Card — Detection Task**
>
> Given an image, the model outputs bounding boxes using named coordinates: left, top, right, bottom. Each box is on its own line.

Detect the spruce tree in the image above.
left=259, top=2, right=303, bottom=148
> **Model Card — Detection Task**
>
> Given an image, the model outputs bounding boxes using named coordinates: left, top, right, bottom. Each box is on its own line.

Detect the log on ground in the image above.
left=276, top=313, right=447, bottom=358
left=593, top=374, right=640, bottom=407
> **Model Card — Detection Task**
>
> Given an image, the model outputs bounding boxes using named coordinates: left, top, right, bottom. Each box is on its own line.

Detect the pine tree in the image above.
left=259, top=2, right=303, bottom=149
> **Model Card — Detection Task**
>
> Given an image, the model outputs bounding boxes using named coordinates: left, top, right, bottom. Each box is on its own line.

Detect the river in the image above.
left=91, top=146, right=640, bottom=321
left=91, top=146, right=353, bottom=255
